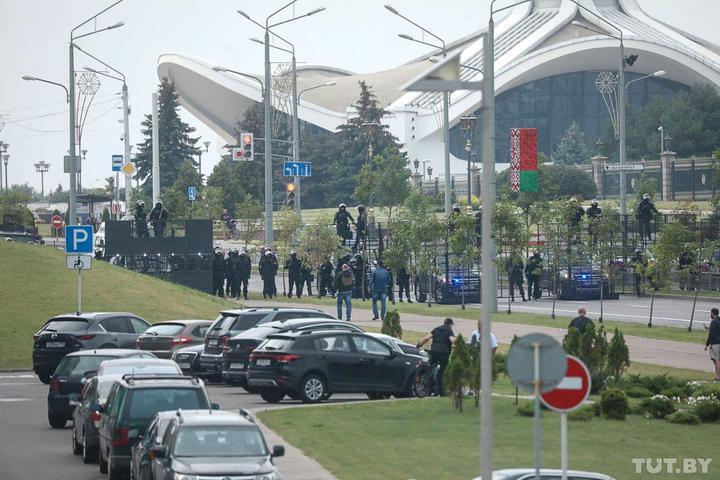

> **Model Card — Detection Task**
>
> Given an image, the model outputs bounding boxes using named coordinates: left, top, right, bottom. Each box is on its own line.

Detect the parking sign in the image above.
left=187, top=186, right=197, bottom=201
left=111, top=155, right=123, bottom=172
left=65, top=226, right=94, bottom=254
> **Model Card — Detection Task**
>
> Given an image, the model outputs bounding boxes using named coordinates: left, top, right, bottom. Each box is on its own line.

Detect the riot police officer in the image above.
left=525, top=251, right=543, bottom=300
left=134, top=201, right=149, bottom=238
left=630, top=248, right=646, bottom=297
left=211, top=247, right=225, bottom=297
left=636, top=193, right=660, bottom=241
left=299, top=256, right=314, bottom=298
left=236, top=250, right=252, bottom=300
left=396, top=264, right=412, bottom=303
left=507, top=256, right=526, bottom=302
left=259, top=250, right=278, bottom=299
left=353, top=204, right=367, bottom=253
left=149, top=201, right=169, bottom=238
left=333, top=203, right=355, bottom=246
left=318, top=257, right=335, bottom=297
left=285, top=251, right=303, bottom=298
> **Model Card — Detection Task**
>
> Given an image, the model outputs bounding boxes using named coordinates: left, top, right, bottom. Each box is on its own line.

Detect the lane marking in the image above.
left=0, top=383, right=42, bottom=386
left=0, top=375, right=34, bottom=379
left=0, top=398, right=31, bottom=402
left=510, top=305, right=692, bottom=323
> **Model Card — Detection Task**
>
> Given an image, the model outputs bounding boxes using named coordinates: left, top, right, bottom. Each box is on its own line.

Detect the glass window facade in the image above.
left=450, top=71, right=687, bottom=163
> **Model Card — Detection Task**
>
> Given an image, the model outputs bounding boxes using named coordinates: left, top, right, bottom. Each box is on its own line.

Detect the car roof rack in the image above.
left=121, top=374, right=199, bottom=385
left=239, top=408, right=256, bottom=423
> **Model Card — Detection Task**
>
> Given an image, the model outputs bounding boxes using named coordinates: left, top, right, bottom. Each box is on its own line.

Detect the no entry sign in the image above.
left=51, top=215, right=64, bottom=230
left=540, top=355, right=591, bottom=412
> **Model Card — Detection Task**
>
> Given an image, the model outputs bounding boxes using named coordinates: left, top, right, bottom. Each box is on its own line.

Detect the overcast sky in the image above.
left=1, top=0, right=718, bottom=193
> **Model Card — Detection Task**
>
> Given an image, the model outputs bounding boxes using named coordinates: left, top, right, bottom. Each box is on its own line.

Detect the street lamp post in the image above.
left=80, top=149, right=87, bottom=192
left=198, top=140, right=210, bottom=183
left=386, top=4, right=452, bottom=215
left=35, top=161, right=50, bottom=198
left=0, top=142, right=6, bottom=192
left=2, top=154, right=8, bottom=191
left=461, top=115, right=477, bottom=205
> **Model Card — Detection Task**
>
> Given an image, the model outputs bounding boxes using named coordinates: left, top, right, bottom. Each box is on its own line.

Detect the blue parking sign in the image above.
left=187, top=186, right=197, bottom=201
left=65, top=226, right=94, bottom=254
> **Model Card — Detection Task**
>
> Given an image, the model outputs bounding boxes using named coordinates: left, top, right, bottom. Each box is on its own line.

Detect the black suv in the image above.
left=96, top=375, right=217, bottom=478
left=222, top=318, right=364, bottom=389
left=147, top=409, right=284, bottom=480
left=200, top=307, right=333, bottom=380
left=33, top=312, right=151, bottom=383
left=248, top=330, right=421, bottom=403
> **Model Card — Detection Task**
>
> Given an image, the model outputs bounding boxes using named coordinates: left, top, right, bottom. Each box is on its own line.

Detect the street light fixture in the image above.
left=460, top=115, right=477, bottom=205
left=212, top=66, right=265, bottom=97
left=2, top=154, right=8, bottom=192
left=34, top=161, right=50, bottom=199
left=198, top=140, right=210, bottom=183
left=386, top=4, right=452, bottom=215
left=298, top=81, right=336, bottom=101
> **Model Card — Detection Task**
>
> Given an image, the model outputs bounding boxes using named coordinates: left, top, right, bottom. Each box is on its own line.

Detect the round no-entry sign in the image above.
left=540, top=355, right=591, bottom=412
left=51, top=215, right=64, bottom=230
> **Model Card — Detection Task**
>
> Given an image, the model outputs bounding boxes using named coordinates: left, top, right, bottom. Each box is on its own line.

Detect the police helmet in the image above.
left=452, top=203, right=461, bottom=212
left=290, top=250, right=297, bottom=256
left=635, top=249, right=642, bottom=254
left=138, top=201, right=145, bottom=207
left=156, top=201, right=163, bottom=208
left=643, top=193, right=650, bottom=200
left=239, top=250, right=247, bottom=256
left=570, top=197, right=577, bottom=202
left=591, top=199, right=599, bottom=206
left=339, top=203, right=347, bottom=209
left=265, top=250, right=273, bottom=257
left=357, top=204, right=365, bottom=211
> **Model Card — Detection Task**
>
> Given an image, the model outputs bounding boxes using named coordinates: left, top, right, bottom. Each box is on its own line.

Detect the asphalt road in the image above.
left=0, top=373, right=362, bottom=480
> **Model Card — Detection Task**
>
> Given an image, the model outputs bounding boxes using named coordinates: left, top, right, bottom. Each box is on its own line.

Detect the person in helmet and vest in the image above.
left=333, top=203, right=355, bottom=246
left=353, top=204, right=368, bottom=253
left=149, top=201, right=169, bottom=238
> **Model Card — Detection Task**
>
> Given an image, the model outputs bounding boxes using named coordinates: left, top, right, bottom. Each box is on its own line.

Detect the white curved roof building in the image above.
left=158, top=0, right=720, bottom=175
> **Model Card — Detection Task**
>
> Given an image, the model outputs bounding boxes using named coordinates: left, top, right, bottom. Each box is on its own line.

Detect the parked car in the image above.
left=473, top=469, right=614, bottom=479
left=147, top=409, right=284, bottom=480
left=129, top=410, right=176, bottom=480
left=71, top=374, right=123, bottom=464
left=415, top=254, right=481, bottom=304
left=200, top=307, right=333, bottom=381
left=47, top=349, right=155, bottom=429
left=96, top=375, right=217, bottom=479
left=135, top=320, right=212, bottom=358
left=97, top=358, right=182, bottom=377
left=222, top=318, right=365, bottom=389
left=539, top=254, right=619, bottom=301
left=33, top=312, right=152, bottom=384
left=248, top=330, right=422, bottom=403
left=171, top=344, right=205, bottom=377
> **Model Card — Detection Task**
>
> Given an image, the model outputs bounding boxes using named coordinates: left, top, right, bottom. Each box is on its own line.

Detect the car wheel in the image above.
left=209, top=374, right=223, bottom=383
left=72, top=426, right=82, bottom=455
left=99, top=449, right=108, bottom=474
left=107, top=453, right=121, bottom=480
left=259, top=389, right=285, bottom=403
left=140, top=465, right=152, bottom=480
left=300, top=374, right=326, bottom=404
left=48, top=412, right=66, bottom=429
left=242, top=385, right=260, bottom=394
left=82, top=430, right=97, bottom=464
left=38, top=373, right=52, bottom=384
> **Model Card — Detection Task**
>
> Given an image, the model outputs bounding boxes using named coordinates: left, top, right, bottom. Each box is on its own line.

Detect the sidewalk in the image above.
left=243, top=299, right=710, bottom=372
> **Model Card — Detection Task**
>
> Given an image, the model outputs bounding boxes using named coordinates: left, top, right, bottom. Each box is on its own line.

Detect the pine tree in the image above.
left=553, top=122, right=591, bottom=165
left=607, top=327, right=630, bottom=380
left=444, top=334, right=471, bottom=412
left=135, top=78, right=200, bottom=195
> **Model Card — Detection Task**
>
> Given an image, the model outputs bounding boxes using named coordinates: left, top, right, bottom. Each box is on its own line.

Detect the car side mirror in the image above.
left=80, top=377, right=88, bottom=385
left=272, top=445, right=285, bottom=458
left=90, top=403, right=104, bottom=413
left=149, top=445, right=166, bottom=459
left=211, top=402, right=220, bottom=410
left=84, top=370, right=97, bottom=378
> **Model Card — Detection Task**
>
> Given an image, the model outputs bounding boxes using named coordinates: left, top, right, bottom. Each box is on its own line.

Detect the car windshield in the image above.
left=55, top=355, right=116, bottom=377
left=144, top=324, right=185, bottom=336
left=98, top=363, right=181, bottom=376
left=174, top=425, right=267, bottom=457
left=97, top=378, right=121, bottom=400
left=42, top=319, right=88, bottom=333
left=124, top=388, right=207, bottom=421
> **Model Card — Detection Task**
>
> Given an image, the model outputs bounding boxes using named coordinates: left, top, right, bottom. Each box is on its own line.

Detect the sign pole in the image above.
left=77, top=263, right=82, bottom=315
left=561, top=412, right=568, bottom=480
left=533, top=341, right=541, bottom=480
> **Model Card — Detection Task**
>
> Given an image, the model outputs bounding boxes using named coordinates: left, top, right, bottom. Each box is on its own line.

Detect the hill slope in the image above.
left=0, top=242, right=235, bottom=369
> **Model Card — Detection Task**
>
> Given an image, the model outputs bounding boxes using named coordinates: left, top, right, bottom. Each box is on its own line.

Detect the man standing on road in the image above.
left=416, top=318, right=456, bottom=396
left=318, top=257, right=335, bottom=298
left=525, top=251, right=543, bottom=300
left=236, top=250, right=251, bottom=300
left=334, top=264, right=354, bottom=321
left=568, top=307, right=594, bottom=334
left=285, top=251, right=302, bottom=298
left=704, top=307, right=720, bottom=381
left=259, top=250, right=278, bottom=299
left=630, top=249, right=646, bottom=297
left=507, top=256, right=526, bottom=302
left=211, top=247, right=225, bottom=297
left=468, top=319, right=498, bottom=354
left=369, top=260, right=391, bottom=321
left=396, top=264, right=412, bottom=303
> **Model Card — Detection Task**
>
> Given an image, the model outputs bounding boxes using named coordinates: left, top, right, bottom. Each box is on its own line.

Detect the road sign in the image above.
left=507, top=333, right=567, bottom=393
left=603, top=163, right=644, bottom=172
left=231, top=147, right=250, bottom=161
left=187, top=186, right=197, bottom=201
left=64, top=154, right=82, bottom=173
left=540, top=355, right=591, bottom=412
left=121, top=162, right=137, bottom=177
left=51, top=215, right=64, bottom=230
left=111, top=154, right=123, bottom=172
left=283, top=161, right=312, bottom=177
left=65, top=225, right=94, bottom=254
left=66, top=254, right=92, bottom=270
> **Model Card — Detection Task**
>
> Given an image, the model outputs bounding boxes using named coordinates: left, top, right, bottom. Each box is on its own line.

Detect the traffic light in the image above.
left=241, top=132, right=254, bottom=161
left=286, top=182, right=296, bottom=208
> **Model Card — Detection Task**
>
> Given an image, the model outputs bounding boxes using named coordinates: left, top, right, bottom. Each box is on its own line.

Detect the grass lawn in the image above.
left=259, top=396, right=716, bottom=480
left=246, top=292, right=708, bottom=344
left=0, top=242, right=235, bottom=369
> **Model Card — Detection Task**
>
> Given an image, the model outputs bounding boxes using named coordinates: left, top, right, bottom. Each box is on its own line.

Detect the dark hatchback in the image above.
left=222, top=318, right=364, bottom=389
left=135, top=320, right=212, bottom=358
left=129, top=410, right=176, bottom=480
left=33, top=312, right=151, bottom=383
left=200, top=307, right=333, bottom=380
left=171, top=344, right=206, bottom=377
left=248, top=330, right=421, bottom=403
left=47, top=349, right=155, bottom=429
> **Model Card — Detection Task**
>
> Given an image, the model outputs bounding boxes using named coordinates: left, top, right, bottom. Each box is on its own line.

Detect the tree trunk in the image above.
left=282, top=268, right=286, bottom=296
left=648, top=289, right=656, bottom=328
left=599, top=274, right=604, bottom=323
left=689, top=287, right=699, bottom=332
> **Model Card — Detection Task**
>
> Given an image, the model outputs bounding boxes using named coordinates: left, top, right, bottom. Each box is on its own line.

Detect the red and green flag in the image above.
left=510, top=128, right=538, bottom=193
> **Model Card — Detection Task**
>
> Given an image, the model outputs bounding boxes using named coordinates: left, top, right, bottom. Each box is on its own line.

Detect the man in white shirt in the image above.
left=468, top=320, right=498, bottom=354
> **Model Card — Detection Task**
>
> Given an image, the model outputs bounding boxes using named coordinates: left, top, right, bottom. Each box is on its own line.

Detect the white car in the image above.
left=367, top=332, right=428, bottom=359
left=473, top=469, right=614, bottom=480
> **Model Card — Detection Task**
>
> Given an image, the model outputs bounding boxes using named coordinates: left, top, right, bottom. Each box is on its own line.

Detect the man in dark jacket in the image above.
left=259, top=250, right=278, bottom=299
left=299, top=256, right=314, bottom=298
left=568, top=307, right=594, bottom=334
left=211, top=247, right=225, bottom=297
left=416, top=318, right=456, bottom=396
left=507, top=256, right=526, bottom=302
left=396, top=265, right=412, bottom=303
left=525, top=252, right=543, bottom=300
left=225, top=249, right=239, bottom=297
left=586, top=200, right=602, bottom=245
left=149, top=201, right=169, bottom=238
left=678, top=248, right=696, bottom=291
left=318, top=258, right=335, bottom=297
left=334, top=264, right=354, bottom=321
left=630, top=249, right=645, bottom=297
left=285, top=251, right=302, bottom=298
left=333, top=203, right=355, bottom=246
left=704, top=308, right=720, bottom=381
left=353, top=204, right=367, bottom=253
left=134, top=201, right=148, bottom=238
left=236, top=250, right=252, bottom=300
left=369, top=260, right=391, bottom=321
left=636, top=193, right=660, bottom=241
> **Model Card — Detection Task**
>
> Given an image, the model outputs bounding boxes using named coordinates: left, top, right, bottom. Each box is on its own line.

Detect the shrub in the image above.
left=444, top=334, right=470, bottom=412
left=690, top=382, right=720, bottom=399
left=692, top=397, right=720, bottom=423
left=381, top=309, right=402, bottom=339
left=563, top=324, right=610, bottom=393
left=624, top=386, right=653, bottom=398
left=600, top=388, right=629, bottom=420
left=639, top=395, right=676, bottom=419
left=607, top=328, right=630, bottom=380
left=660, top=385, right=691, bottom=399
left=627, top=374, right=687, bottom=395
left=516, top=401, right=535, bottom=417
left=568, top=405, right=595, bottom=422
left=666, top=410, right=701, bottom=425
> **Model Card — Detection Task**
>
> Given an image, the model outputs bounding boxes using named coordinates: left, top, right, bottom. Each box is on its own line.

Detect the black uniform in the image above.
left=396, top=266, right=412, bottom=302
left=333, top=207, right=355, bottom=246
left=507, top=258, right=526, bottom=302
left=678, top=249, right=696, bottom=291
left=236, top=253, right=252, bottom=299
left=636, top=198, right=660, bottom=241
left=259, top=253, right=278, bottom=299
left=134, top=204, right=149, bottom=238
left=225, top=251, right=239, bottom=297
left=353, top=207, right=367, bottom=252
left=299, top=259, right=314, bottom=297
left=525, top=253, right=543, bottom=300
left=586, top=203, right=602, bottom=245
left=285, top=253, right=303, bottom=298
left=352, top=254, right=367, bottom=299
left=211, top=250, right=226, bottom=297
left=429, top=324, right=454, bottom=396
left=318, top=260, right=335, bottom=297
left=149, top=203, right=169, bottom=238
left=630, top=251, right=645, bottom=297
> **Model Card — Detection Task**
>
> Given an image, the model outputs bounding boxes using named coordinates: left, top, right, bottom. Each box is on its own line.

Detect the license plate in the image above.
left=256, top=359, right=271, bottom=367
left=230, top=363, right=245, bottom=369
left=46, top=341, right=65, bottom=348
left=209, top=339, right=218, bottom=346
left=178, top=363, right=191, bottom=369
